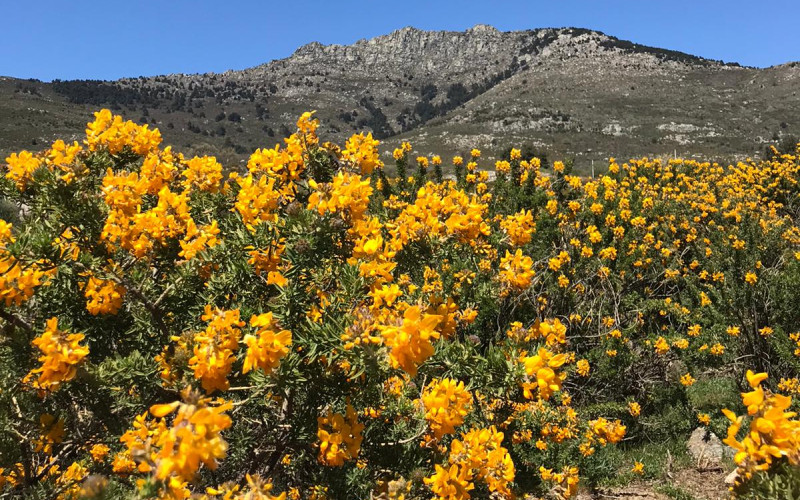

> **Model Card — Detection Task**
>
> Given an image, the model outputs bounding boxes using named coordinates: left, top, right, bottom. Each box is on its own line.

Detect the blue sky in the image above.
left=2, top=0, right=798, bottom=81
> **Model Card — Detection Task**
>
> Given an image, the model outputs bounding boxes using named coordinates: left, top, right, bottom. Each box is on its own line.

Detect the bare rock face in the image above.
left=686, top=427, right=734, bottom=466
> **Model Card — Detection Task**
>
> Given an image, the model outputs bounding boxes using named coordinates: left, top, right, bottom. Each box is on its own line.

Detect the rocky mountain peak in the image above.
left=468, top=23, right=500, bottom=34
left=2, top=25, right=797, bottom=168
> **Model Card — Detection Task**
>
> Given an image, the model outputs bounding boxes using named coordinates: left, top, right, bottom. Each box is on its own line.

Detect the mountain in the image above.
left=2, top=25, right=799, bottom=170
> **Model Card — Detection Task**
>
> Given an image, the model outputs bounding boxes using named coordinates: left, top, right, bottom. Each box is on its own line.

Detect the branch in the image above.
left=0, top=308, right=34, bottom=335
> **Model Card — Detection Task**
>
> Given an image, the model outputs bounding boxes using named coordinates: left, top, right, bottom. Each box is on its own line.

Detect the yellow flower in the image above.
left=296, top=111, right=319, bottom=139
left=380, top=305, right=442, bottom=376
left=24, top=318, right=89, bottom=393
left=499, top=249, right=534, bottom=291
left=649, top=336, right=667, bottom=357
left=308, top=172, right=373, bottom=222
left=420, top=378, right=473, bottom=439
left=710, top=343, right=725, bottom=356
left=188, top=306, right=245, bottom=393
left=446, top=426, right=514, bottom=496
left=127, top=390, right=232, bottom=483
left=90, top=444, right=110, bottom=462
left=83, top=276, right=126, bottom=315
left=182, top=155, right=223, bottom=193
left=500, top=210, right=535, bottom=247
left=342, top=132, right=382, bottom=174
left=317, top=404, right=363, bottom=466
left=598, top=246, right=617, bottom=260
left=47, top=139, right=82, bottom=168
left=424, top=464, right=474, bottom=500
left=85, top=109, right=161, bottom=155
left=673, top=338, right=689, bottom=350
left=631, top=461, right=644, bottom=475
left=179, top=220, right=221, bottom=260
left=234, top=174, right=282, bottom=232
left=519, top=347, right=567, bottom=400
left=680, top=373, right=696, bottom=387
left=242, top=312, right=292, bottom=375
left=34, top=413, right=65, bottom=454
left=5, top=150, right=43, bottom=190
left=722, top=372, right=800, bottom=485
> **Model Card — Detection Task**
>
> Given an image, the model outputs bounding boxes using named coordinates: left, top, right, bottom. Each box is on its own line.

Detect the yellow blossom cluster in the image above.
left=0, top=220, right=51, bottom=307
left=23, top=318, right=89, bottom=392
left=242, top=312, right=292, bottom=375
left=539, top=465, right=580, bottom=498
left=434, top=426, right=515, bottom=498
left=341, top=132, right=383, bottom=175
left=317, top=404, right=364, bottom=466
left=4, top=150, right=43, bottom=190
left=308, top=171, right=373, bottom=222
left=520, top=347, right=567, bottom=400
left=189, top=306, right=245, bottom=393
left=723, top=371, right=800, bottom=486
left=121, top=389, right=232, bottom=495
left=499, top=249, right=534, bottom=292
left=83, top=275, right=126, bottom=315
left=500, top=209, right=536, bottom=246
left=419, top=378, right=474, bottom=439
left=380, top=305, right=442, bottom=376
left=85, top=108, right=162, bottom=155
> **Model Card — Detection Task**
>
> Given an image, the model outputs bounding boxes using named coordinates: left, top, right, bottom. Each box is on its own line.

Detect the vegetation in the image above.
left=0, top=110, right=798, bottom=499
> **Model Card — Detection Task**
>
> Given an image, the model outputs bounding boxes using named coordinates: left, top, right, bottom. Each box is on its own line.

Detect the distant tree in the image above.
left=420, top=83, right=438, bottom=101
left=771, top=134, right=799, bottom=155
left=446, top=83, right=469, bottom=106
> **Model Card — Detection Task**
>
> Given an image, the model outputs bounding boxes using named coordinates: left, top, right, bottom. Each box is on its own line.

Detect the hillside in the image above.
left=2, top=25, right=799, bottom=168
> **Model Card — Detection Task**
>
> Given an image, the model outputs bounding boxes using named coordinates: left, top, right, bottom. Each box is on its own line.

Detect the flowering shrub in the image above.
left=0, top=110, right=799, bottom=499
left=723, top=371, right=800, bottom=496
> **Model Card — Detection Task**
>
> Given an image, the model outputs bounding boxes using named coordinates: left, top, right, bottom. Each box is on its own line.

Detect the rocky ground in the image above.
left=581, top=467, right=729, bottom=500
left=576, top=428, right=735, bottom=500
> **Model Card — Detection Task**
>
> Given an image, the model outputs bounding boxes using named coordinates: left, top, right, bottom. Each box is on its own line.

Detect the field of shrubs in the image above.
left=0, top=110, right=798, bottom=499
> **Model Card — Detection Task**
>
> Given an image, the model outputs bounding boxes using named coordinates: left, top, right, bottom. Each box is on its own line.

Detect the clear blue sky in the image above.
left=2, top=0, right=797, bottom=81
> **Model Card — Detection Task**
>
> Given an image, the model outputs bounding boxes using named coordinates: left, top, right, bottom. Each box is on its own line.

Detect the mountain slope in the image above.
left=1, top=25, right=798, bottom=169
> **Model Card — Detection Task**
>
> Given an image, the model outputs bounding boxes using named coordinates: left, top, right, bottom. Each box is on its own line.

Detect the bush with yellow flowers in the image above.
left=0, top=109, right=799, bottom=499
left=722, top=371, right=800, bottom=498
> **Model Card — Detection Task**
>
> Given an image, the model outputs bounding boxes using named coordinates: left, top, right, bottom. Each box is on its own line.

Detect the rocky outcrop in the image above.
left=2, top=24, right=799, bottom=165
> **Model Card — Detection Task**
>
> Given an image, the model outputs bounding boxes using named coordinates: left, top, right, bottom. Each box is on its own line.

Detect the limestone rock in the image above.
left=686, top=427, right=734, bottom=465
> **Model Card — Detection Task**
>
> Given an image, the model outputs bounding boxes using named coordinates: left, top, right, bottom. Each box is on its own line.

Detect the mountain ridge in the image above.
left=1, top=25, right=798, bottom=169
